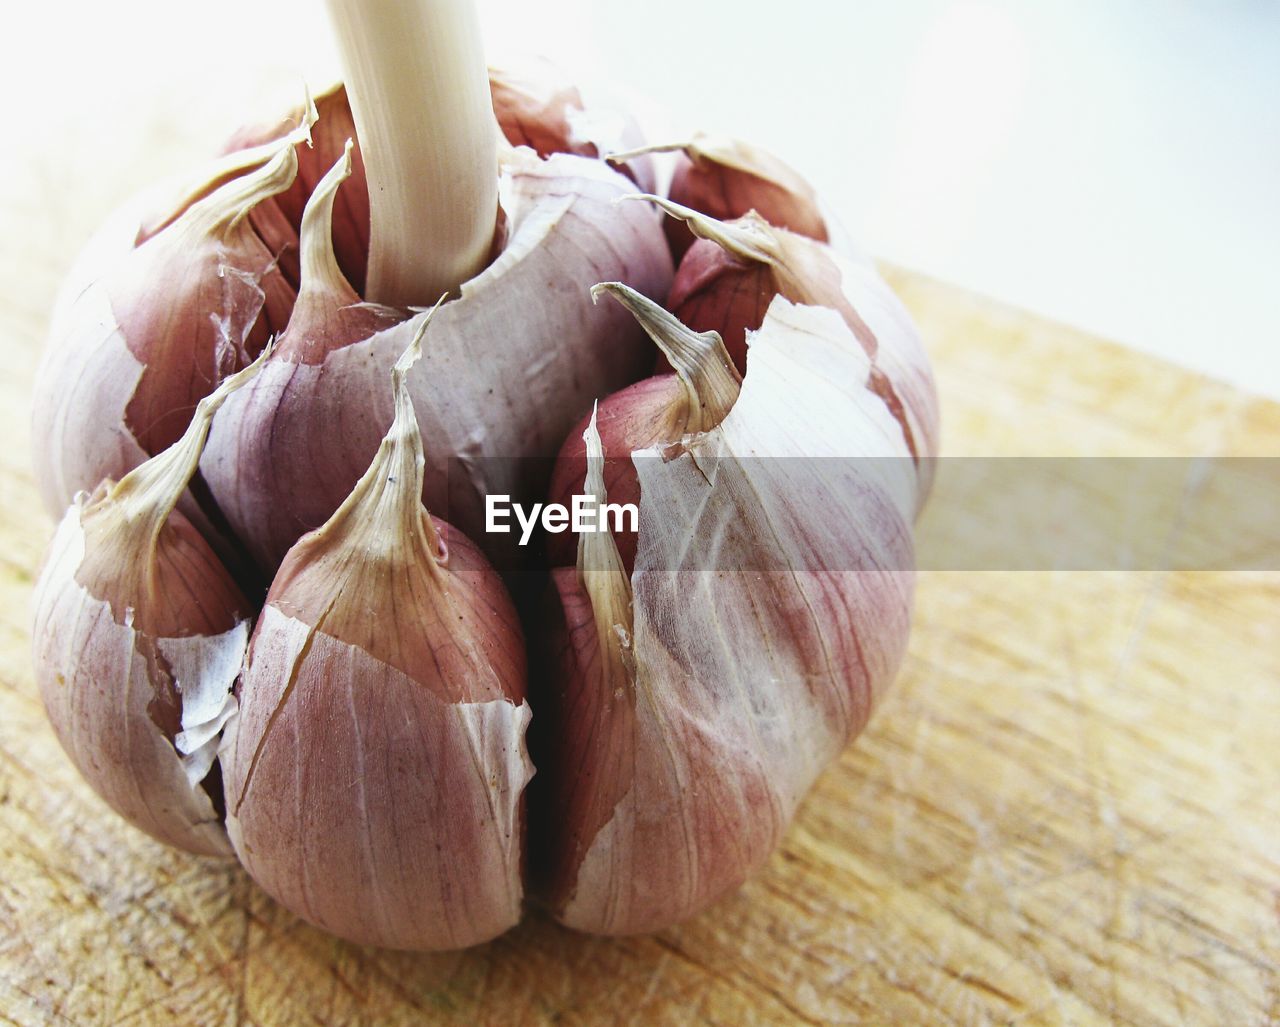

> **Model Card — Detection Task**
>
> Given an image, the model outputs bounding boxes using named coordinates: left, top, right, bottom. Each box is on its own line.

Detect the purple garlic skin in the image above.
left=31, top=354, right=269, bottom=856
left=224, top=523, right=531, bottom=950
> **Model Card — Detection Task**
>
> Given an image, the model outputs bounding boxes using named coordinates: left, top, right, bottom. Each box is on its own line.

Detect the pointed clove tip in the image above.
left=336, top=137, right=355, bottom=179
left=191, top=340, right=275, bottom=421
left=612, top=193, right=673, bottom=218
left=589, top=281, right=624, bottom=305
left=591, top=281, right=657, bottom=321
left=301, top=84, right=318, bottom=147
left=604, top=139, right=691, bottom=163
left=393, top=293, right=447, bottom=378
left=313, top=141, right=354, bottom=196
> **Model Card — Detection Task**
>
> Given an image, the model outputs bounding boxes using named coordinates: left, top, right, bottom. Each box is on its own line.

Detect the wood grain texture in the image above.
left=2, top=88, right=1278, bottom=1027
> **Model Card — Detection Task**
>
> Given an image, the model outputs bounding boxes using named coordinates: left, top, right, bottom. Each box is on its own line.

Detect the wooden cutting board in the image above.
left=1, top=102, right=1277, bottom=1027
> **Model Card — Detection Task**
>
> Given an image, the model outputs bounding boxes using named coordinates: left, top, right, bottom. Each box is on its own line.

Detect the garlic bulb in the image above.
left=544, top=293, right=918, bottom=934
left=32, top=132, right=304, bottom=520
left=31, top=354, right=268, bottom=856
left=545, top=283, right=741, bottom=571
left=224, top=324, right=531, bottom=951
left=30, top=0, right=941, bottom=953
left=651, top=196, right=939, bottom=499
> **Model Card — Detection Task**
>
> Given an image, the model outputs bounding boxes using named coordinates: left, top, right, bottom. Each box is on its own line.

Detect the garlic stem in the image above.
left=591, top=283, right=742, bottom=432
left=298, top=139, right=356, bottom=300
left=324, top=0, right=498, bottom=305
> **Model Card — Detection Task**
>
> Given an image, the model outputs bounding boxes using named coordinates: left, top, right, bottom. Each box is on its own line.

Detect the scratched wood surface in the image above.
left=2, top=82, right=1279, bottom=1027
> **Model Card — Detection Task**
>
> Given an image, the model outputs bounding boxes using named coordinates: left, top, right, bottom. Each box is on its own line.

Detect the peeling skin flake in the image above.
left=166, top=619, right=248, bottom=788
left=209, top=263, right=269, bottom=378
left=826, top=249, right=941, bottom=495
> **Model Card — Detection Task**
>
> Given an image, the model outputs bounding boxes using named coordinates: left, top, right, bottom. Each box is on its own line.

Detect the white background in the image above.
left=4, top=0, right=1278, bottom=397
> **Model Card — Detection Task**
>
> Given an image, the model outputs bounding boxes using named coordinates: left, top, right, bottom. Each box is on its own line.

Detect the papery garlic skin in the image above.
left=218, top=85, right=369, bottom=293
left=199, top=144, right=405, bottom=572
left=545, top=375, right=685, bottom=571
left=677, top=232, right=940, bottom=490
left=226, top=587, right=531, bottom=950
left=224, top=328, right=532, bottom=951
left=548, top=297, right=917, bottom=934
left=204, top=152, right=672, bottom=572
left=489, top=56, right=656, bottom=194
left=489, top=57, right=606, bottom=162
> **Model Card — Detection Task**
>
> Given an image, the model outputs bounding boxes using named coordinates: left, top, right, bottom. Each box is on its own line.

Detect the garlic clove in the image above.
left=283, top=140, right=400, bottom=359
left=610, top=132, right=828, bottom=261
left=201, top=144, right=405, bottom=572
left=649, top=195, right=940, bottom=501
left=489, top=57, right=599, bottom=161
left=31, top=137, right=302, bottom=519
left=545, top=375, right=685, bottom=572
left=545, top=283, right=741, bottom=571
left=31, top=353, right=269, bottom=856
left=119, top=145, right=300, bottom=455
left=545, top=296, right=917, bottom=935
left=224, top=321, right=532, bottom=952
